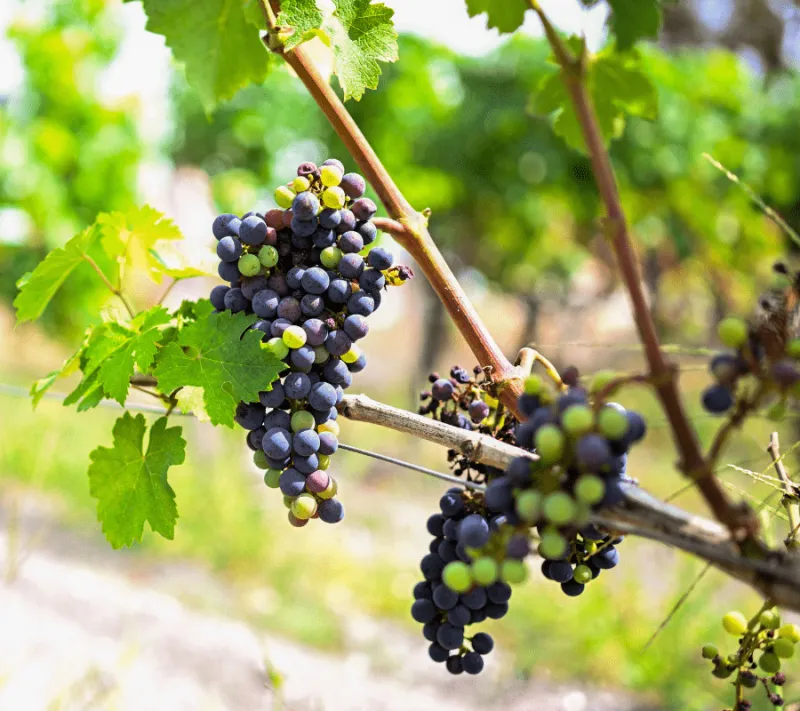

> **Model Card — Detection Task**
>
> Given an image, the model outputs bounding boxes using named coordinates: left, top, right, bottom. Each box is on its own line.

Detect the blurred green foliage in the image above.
left=0, top=0, right=144, bottom=338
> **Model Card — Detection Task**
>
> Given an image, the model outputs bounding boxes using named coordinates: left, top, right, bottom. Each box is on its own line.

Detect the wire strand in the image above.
left=0, top=384, right=480, bottom=490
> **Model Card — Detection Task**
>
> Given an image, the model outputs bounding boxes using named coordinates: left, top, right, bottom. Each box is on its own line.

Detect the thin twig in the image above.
left=768, top=432, right=800, bottom=551
left=527, top=0, right=756, bottom=540
left=82, top=255, right=135, bottom=319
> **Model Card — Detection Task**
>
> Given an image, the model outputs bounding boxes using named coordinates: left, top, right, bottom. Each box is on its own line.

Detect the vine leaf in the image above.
left=30, top=349, right=83, bottom=408
left=325, top=0, right=398, bottom=101
left=67, top=306, right=172, bottom=407
left=98, top=205, right=184, bottom=282
left=154, top=310, right=284, bottom=427
left=529, top=48, right=658, bottom=153
left=88, top=413, right=185, bottom=549
left=464, top=0, right=527, bottom=34
left=607, top=0, right=664, bottom=51
left=14, top=226, right=100, bottom=324
left=278, top=0, right=326, bottom=51
left=127, top=0, right=272, bottom=110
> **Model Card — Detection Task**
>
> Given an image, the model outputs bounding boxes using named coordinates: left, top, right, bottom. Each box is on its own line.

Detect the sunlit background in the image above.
left=1, top=0, right=800, bottom=709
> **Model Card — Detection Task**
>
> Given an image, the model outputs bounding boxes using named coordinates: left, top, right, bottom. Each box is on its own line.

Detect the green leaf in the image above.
left=14, top=226, right=100, bottom=324
left=464, top=0, right=527, bottom=34
left=174, top=386, right=210, bottom=422
left=529, top=48, right=658, bottom=153
left=99, top=205, right=184, bottom=283
left=148, top=248, right=216, bottom=282
left=154, top=310, right=283, bottom=426
left=325, top=0, right=398, bottom=101
left=81, top=307, right=172, bottom=405
left=88, top=413, right=185, bottom=549
left=278, top=0, right=325, bottom=51
left=30, top=350, right=82, bottom=408
left=128, top=0, right=272, bottom=109
left=607, top=0, right=662, bottom=51
left=63, top=369, right=105, bottom=412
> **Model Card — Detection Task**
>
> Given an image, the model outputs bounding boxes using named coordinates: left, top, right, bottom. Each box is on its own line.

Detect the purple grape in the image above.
left=210, top=285, right=229, bottom=310
left=340, top=173, right=366, bottom=198
left=367, top=247, right=392, bottom=270
left=351, top=198, right=377, bottom=221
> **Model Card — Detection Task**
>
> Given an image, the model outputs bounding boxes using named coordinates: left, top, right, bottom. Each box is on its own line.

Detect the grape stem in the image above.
left=767, top=432, right=800, bottom=551
left=527, top=0, right=759, bottom=541
left=261, top=8, right=525, bottom=419
left=516, top=346, right=565, bottom=391
left=591, top=372, right=653, bottom=409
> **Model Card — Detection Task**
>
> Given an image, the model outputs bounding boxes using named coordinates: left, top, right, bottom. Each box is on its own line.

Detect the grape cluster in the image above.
left=419, top=365, right=516, bottom=483
left=209, top=158, right=410, bottom=527
left=702, top=310, right=800, bottom=416
left=703, top=606, right=798, bottom=709
left=470, top=369, right=645, bottom=597
left=411, top=487, right=508, bottom=675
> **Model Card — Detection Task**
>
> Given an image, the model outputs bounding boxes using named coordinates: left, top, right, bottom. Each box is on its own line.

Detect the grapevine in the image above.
left=8, top=1, right=800, bottom=709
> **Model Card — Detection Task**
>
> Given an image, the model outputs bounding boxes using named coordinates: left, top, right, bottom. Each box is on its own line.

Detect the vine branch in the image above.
left=527, top=1, right=756, bottom=540
left=768, top=432, right=800, bottom=551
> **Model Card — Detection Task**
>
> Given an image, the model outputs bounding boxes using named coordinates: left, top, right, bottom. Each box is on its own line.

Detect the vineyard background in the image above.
left=1, top=0, right=800, bottom=709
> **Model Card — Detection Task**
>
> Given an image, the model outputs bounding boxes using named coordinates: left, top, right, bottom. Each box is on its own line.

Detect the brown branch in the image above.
left=768, top=432, right=800, bottom=551
left=264, top=26, right=523, bottom=418
left=528, top=1, right=756, bottom=540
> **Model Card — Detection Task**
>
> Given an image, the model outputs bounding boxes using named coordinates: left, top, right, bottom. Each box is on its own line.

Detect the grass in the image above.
left=0, top=363, right=792, bottom=710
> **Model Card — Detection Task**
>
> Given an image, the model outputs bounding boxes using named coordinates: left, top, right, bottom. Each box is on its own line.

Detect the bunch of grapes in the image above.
left=702, top=309, right=800, bottom=416
left=465, top=369, right=645, bottom=597
left=411, top=486, right=508, bottom=675
left=209, top=158, right=410, bottom=527
left=419, top=365, right=517, bottom=483
left=703, top=606, right=799, bottom=709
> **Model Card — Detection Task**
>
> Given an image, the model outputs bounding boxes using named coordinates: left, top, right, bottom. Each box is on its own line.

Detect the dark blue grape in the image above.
left=293, top=429, right=320, bottom=456
left=436, top=623, right=464, bottom=650
left=427, top=513, right=445, bottom=537
left=270, top=318, right=292, bottom=338
left=338, top=253, right=365, bottom=280
left=263, top=427, right=292, bottom=459
left=336, top=209, right=357, bottom=233
left=339, top=231, right=364, bottom=254
left=264, top=409, right=291, bottom=431
left=351, top=198, right=377, bottom=221
left=318, top=432, right=338, bottom=456
left=252, top=289, right=279, bottom=318
left=212, top=213, right=241, bottom=239
left=240, top=215, right=268, bottom=245
left=561, top=580, right=585, bottom=597
left=234, top=401, right=265, bottom=430
left=472, top=633, right=493, bottom=655
left=548, top=559, right=574, bottom=583
left=367, top=247, right=393, bottom=270
left=458, top=514, right=490, bottom=548
left=286, top=266, right=305, bottom=289
left=246, top=426, right=266, bottom=451
left=301, top=267, right=330, bottom=295
left=319, top=208, right=342, bottom=230
left=420, top=553, right=445, bottom=581
left=223, top=288, right=248, bottom=313
left=462, top=652, right=484, bottom=675
left=327, top=279, right=352, bottom=304
left=460, top=587, right=487, bottom=610
left=411, top=599, right=437, bottom=624
left=346, top=291, right=374, bottom=316
left=487, top=582, right=511, bottom=604
left=340, top=172, right=366, bottom=199
left=347, top=353, right=367, bottom=373
left=414, top=581, right=432, bottom=600
left=433, top=583, right=459, bottom=610
left=576, top=434, right=612, bottom=471
left=279, top=468, right=306, bottom=496
left=423, top=621, right=440, bottom=642
left=309, top=382, right=337, bottom=410
left=485, top=478, right=513, bottom=513
left=506, top=534, right=530, bottom=559
left=217, top=236, right=242, bottom=262
left=241, top=275, right=269, bottom=300
left=485, top=602, right=509, bottom=619
left=325, top=330, right=352, bottom=356
left=210, top=285, right=229, bottom=310
left=290, top=346, right=315, bottom=371
left=702, top=384, right=734, bottom=414
left=259, top=382, right=285, bottom=408
left=285, top=372, right=312, bottom=400
left=357, top=220, right=377, bottom=245
left=593, top=546, right=619, bottom=570
left=292, top=192, right=320, bottom=220
left=428, top=643, right=449, bottom=664
left=294, top=453, right=319, bottom=474
left=359, top=269, right=385, bottom=292
left=277, top=297, right=301, bottom=322
left=439, top=492, right=464, bottom=517
left=437, top=540, right=458, bottom=564
left=218, top=260, right=240, bottom=283
left=447, top=604, right=471, bottom=626
left=312, top=228, right=336, bottom=248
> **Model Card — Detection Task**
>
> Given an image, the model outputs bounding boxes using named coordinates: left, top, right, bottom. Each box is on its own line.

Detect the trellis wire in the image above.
left=0, top=383, right=481, bottom=490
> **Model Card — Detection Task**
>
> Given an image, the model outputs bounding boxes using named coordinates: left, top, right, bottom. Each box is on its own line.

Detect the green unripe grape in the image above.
left=779, top=623, right=800, bottom=642
left=538, top=530, right=567, bottom=560
left=258, top=245, right=279, bottom=268
left=789, top=338, right=800, bottom=359
left=712, top=663, right=735, bottom=679
left=442, top=561, right=472, bottom=593
left=718, top=317, right=748, bottom=348
left=589, top=370, right=619, bottom=394
left=773, top=638, right=795, bottom=659
left=317, top=454, right=331, bottom=470
left=542, top=491, right=577, bottom=525
left=282, top=495, right=295, bottom=509
left=320, top=246, right=343, bottom=268
left=265, top=337, right=290, bottom=360
left=320, top=164, right=343, bottom=187
left=238, top=253, right=261, bottom=277
left=561, top=405, right=594, bottom=436
left=574, top=475, right=606, bottom=505
left=524, top=375, right=542, bottom=395
left=322, top=186, right=346, bottom=209
left=282, top=325, right=307, bottom=349
left=342, top=345, right=362, bottom=364
left=253, top=450, right=269, bottom=470
left=275, top=185, right=295, bottom=208
left=759, top=651, right=781, bottom=673
left=516, top=490, right=541, bottom=523
left=318, top=419, right=340, bottom=436
left=501, top=560, right=528, bottom=585
left=701, top=644, right=719, bottom=660
left=471, top=557, right=498, bottom=586
left=534, top=424, right=565, bottom=464
left=597, top=406, right=629, bottom=439
left=291, top=493, right=318, bottom=520
left=291, top=410, right=315, bottom=432
left=760, top=609, right=781, bottom=629
left=318, top=477, right=338, bottom=499
left=722, top=611, right=748, bottom=636
left=573, top=565, right=593, bottom=584
left=584, top=540, right=597, bottom=554
left=263, top=468, right=282, bottom=488
left=292, top=176, right=310, bottom=193
left=313, top=346, right=329, bottom=364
